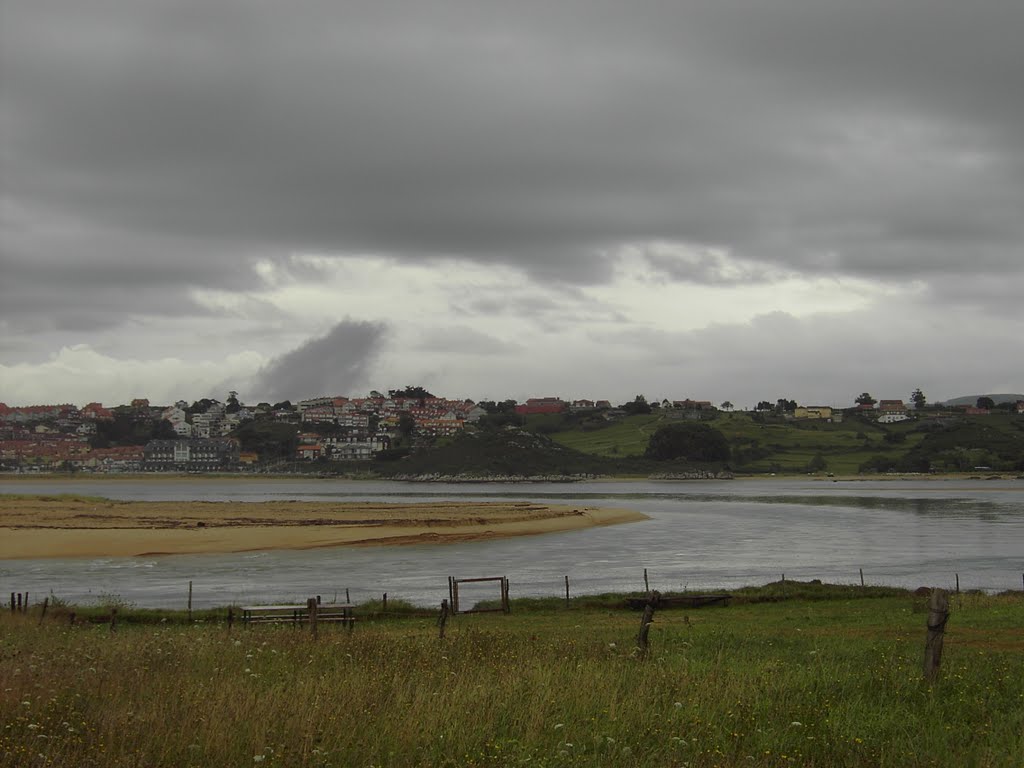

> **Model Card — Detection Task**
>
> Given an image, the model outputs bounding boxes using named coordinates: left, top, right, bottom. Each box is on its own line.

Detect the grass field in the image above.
left=544, top=411, right=1024, bottom=476
left=2, top=586, right=1021, bottom=767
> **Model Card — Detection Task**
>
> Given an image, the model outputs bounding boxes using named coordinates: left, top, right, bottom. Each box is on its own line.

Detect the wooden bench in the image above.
left=241, top=603, right=355, bottom=628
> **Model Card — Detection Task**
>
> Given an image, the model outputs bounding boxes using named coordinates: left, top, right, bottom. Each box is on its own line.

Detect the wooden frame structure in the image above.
left=447, top=575, right=510, bottom=614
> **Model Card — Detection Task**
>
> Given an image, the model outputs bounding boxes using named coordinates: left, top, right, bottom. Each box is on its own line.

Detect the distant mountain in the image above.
left=940, top=393, right=1024, bottom=406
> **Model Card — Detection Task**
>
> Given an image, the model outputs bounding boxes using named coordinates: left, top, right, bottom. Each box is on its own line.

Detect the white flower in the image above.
left=791, top=721, right=803, bottom=727
left=554, top=723, right=564, bottom=730
left=253, top=756, right=265, bottom=763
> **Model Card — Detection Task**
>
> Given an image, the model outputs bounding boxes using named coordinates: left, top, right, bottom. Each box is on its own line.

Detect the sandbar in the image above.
left=0, top=496, right=647, bottom=559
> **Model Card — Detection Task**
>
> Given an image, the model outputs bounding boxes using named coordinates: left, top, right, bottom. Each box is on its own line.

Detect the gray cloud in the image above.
left=253, top=319, right=388, bottom=403
left=2, top=1, right=1022, bottom=402
left=4, top=1, right=1022, bottom=294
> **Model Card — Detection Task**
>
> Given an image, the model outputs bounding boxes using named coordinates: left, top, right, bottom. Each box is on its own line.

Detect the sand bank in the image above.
left=0, top=496, right=647, bottom=559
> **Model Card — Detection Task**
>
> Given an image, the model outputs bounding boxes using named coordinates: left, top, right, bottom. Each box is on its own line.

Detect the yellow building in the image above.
left=793, top=406, right=834, bottom=421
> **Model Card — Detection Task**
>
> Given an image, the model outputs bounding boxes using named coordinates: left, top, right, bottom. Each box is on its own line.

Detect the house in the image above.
left=514, top=398, right=567, bottom=415
left=669, top=399, right=714, bottom=411
left=143, top=438, right=240, bottom=471
left=793, top=406, right=834, bottom=421
left=296, top=444, right=323, bottom=461
left=877, top=400, right=909, bottom=423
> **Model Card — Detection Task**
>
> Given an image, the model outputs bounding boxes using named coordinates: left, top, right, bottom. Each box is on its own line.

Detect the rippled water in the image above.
left=1, top=477, right=1022, bottom=607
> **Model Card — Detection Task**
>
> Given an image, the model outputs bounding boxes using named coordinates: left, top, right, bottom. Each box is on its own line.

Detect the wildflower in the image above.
left=553, top=723, right=564, bottom=730
left=791, top=722, right=803, bottom=727
left=253, top=756, right=265, bottom=763
left=674, top=701, right=683, bottom=708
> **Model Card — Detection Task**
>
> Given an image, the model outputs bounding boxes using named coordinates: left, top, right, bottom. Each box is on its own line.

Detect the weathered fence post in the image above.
left=38, top=597, right=49, bottom=626
left=23, top=593, right=28, bottom=612
left=859, top=568, right=864, bottom=588
left=565, top=575, right=570, bottom=608
left=923, top=589, right=949, bottom=681
left=227, top=607, right=234, bottom=633
left=346, top=588, right=350, bottom=604
left=109, top=607, right=118, bottom=633
left=9, top=592, right=13, bottom=612
left=307, top=597, right=319, bottom=637
left=437, top=599, right=450, bottom=639
left=69, top=611, right=76, bottom=627
left=188, top=580, right=193, bottom=623
left=955, top=573, right=959, bottom=594
left=781, top=574, right=787, bottom=598
left=17, top=593, right=23, bottom=613
left=382, top=593, right=387, bottom=613
left=643, top=568, right=650, bottom=594
left=636, top=591, right=660, bottom=658
left=502, top=577, right=510, bottom=614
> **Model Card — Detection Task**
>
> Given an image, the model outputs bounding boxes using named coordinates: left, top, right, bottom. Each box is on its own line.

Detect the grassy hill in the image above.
left=540, top=409, right=1024, bottom=476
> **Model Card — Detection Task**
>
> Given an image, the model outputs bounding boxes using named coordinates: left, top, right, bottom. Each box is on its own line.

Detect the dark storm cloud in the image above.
left=253, top=319, right=387, bottom=402
left=2, top=0, right=1023, bottom=334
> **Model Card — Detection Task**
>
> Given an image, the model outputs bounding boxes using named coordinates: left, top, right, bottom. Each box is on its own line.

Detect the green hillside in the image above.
left=541, top=409, right=1024, bottom=475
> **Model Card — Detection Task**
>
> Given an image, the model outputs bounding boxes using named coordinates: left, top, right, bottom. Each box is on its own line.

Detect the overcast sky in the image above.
left=2, top=1, right=1022, bottom=408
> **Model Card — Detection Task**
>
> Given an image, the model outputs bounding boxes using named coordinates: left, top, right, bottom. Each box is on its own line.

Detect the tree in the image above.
left=720, top=401, right=734, bottom=411
left=976, top=396, right=995, bottom=410
left=644, top=423, right=731, bottom=462
left=397, top=413, right=416, bottom=437
left=755, top=400, right=774, bottom=412
left=855, top=392, right=877, bottom=407
left=226, top=391, right=241, bottom=414
left=389, top=386, right=435, bottom=401
left=806, top=453, right=827, bottom=472
left=910, top=388, right=927, bottom=410
left=621, top=395, right=651, bottom=416
left=187, top=398, right=216, bottom=415
left=775, top=398, right=797, bottom=414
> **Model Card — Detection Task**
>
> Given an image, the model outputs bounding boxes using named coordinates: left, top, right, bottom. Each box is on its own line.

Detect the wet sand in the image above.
left=0, top=496, right=648, bottom=559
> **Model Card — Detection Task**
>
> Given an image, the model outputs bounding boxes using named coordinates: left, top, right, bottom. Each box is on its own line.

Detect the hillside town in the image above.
left=1, top=390, right=1022, bottom=474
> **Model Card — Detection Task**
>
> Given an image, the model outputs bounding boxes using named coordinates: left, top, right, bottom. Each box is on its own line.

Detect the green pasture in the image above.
left=2, top=587, right=1022, bottom=767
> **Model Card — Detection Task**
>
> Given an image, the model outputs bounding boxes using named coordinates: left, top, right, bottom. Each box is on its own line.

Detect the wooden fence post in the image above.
left=109, top=608, right=117, bottom=633
left=227, top=607, right=234, bottom=633
left=346, top=588, right=350, bottom=604
left=17, top=593, right=22, bottom=613
left=188, top=581, right=193, bottom=622
left=923, top=589, right=949, bottom=681
left=859, top=568, right=864, bottom=588
left=38, top=597, right=49, bottom=626
left=955, top=573, right=959, bottom=594
left=636, top=591, right=660, bottom=658
left=643, top=568, right=649, bottom=594
left=9, top=592, right=13, bottom=612
left=565, top=575, right=570, bottom=608
left=382, top=593, right=387, bottom=613
left=437, top=599, right=450, bottom=639
left=307, top=597, right=318, bottom=637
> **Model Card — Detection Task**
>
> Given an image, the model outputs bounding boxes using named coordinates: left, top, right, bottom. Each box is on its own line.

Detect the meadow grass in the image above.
left=2, top=590, right=1021, bottom=767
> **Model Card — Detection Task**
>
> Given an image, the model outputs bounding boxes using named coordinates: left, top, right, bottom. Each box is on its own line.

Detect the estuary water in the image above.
left=1, top=477, right=1022, bottom=608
